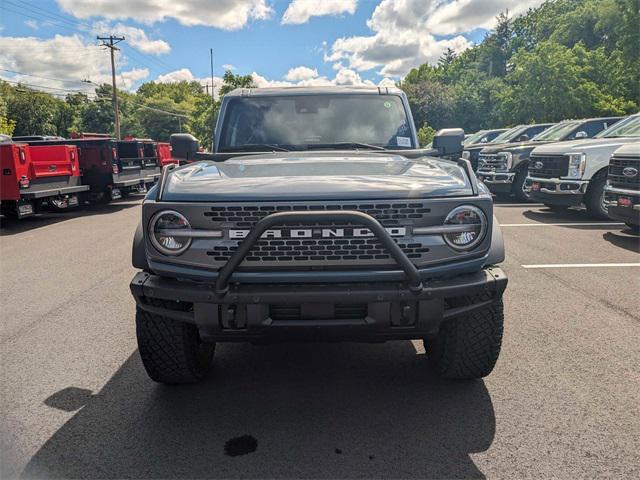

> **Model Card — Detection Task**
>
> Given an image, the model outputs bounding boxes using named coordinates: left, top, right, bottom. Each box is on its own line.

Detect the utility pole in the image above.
left=97, top=35, right=125, bottom=139
left=210, top=48, right=215, bottom=151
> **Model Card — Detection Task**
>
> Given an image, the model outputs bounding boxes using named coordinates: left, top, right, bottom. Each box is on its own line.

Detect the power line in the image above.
left=0, top=68, right=94, bottom=85
left=0, top=78, right=94, bottom=94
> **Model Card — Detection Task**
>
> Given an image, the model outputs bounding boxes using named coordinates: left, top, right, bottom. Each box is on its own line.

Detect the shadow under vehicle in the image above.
left=21, top=345, right=496, bottom=478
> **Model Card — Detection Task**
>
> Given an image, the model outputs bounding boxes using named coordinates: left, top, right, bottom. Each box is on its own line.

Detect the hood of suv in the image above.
left=531, top=136, right=639, bottom=156
left=160, top=152, right=473, bottom=201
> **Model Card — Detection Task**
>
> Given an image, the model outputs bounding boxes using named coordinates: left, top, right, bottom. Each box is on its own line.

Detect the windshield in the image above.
left=491, top=126, right=524, bottom=143
left=218, top=94, right=414, bottom=151
left=532, top=121, right=581, bottom=141
left=595, top=115, right=640, bottom=138
left=464, top=130, right=488, bottom=145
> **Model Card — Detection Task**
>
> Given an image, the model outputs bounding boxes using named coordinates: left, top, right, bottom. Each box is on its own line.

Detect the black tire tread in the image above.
left=585, top=172, right=608, bottom=220
left=428, top=296, right=504, bottom=380
left=136, top=303, right=214, bottom=384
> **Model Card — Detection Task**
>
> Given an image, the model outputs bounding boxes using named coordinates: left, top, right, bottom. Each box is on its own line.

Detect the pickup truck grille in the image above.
left=204, top=202, right=430, bottom=227
left=608, top=156, right=640, bottom=190
left=529, top=154, right=569, bottom=179
left=477, top=153, right=507, bottom=171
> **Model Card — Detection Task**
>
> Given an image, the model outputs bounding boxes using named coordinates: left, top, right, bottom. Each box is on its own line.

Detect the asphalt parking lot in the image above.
left=1, top=198, right=639, bottom=479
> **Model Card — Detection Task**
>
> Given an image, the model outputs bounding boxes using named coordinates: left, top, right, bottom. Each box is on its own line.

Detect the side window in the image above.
left=526, top=126, right=546, bottom=138
left=579, top=121, right=605, bottom=138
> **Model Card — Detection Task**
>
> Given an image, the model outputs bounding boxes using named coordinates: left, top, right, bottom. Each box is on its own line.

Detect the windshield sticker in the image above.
left=396, top=136, right=411, bottom=147
left=383, top=101, right=391, bottom=109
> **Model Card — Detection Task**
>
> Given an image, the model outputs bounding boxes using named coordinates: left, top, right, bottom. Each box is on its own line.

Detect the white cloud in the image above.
left=222, top=64, right=236, bottom=71
left=325, top=0, right=544, bottom=77
left=93, top=21, right=171, bottom=55
left=57, top=0, right=273, bottom=30
left=250, top=68, right=391, bottom=89
left=0, top=34, right=149, bottom=94
left=24, top=20, right=39, bottom=30
left=282, top=0, right=357, bottom=25
left=284, top=66, right=318, bottom=81
left=155, top=68, right=225, bottom=98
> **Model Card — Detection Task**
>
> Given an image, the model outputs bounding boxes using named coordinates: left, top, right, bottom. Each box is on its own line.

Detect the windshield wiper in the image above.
left=224, top=144, right=290, bottom=152
left=306, top=142, right=387, bottom=151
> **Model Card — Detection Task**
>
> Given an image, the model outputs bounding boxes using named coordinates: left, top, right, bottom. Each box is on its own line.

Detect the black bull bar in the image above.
left=213, top=210, right=424, bottom=295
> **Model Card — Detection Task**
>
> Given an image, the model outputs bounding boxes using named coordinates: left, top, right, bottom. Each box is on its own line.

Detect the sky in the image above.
left=0, top=0, right=544, bottom=98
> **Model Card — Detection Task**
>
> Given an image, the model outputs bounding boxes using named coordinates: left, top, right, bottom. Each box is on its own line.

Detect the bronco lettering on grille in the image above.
left=229, top=227, right=407, bottom=239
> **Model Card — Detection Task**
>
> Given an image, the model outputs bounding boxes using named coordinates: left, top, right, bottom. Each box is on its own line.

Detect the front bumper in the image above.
left=130, top=267, right=507, bottom=342
left=477, top=171, right=514, bottom=193
left=604, top=186, right=640, bottom=226
left=525, top=176, right=588, bottom=206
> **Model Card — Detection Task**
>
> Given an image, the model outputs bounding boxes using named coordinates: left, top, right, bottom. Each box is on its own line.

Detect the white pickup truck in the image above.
left=525, top=114, right=640, bottom=219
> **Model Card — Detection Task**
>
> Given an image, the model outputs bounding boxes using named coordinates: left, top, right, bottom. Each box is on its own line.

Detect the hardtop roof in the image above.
left=224, top=85, right=403, bottom=97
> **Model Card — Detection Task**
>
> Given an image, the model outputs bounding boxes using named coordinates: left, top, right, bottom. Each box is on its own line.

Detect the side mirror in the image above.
left=574, top=131, right=588, bottom=139
left=170, top=133, right=199, bottom=161
left=432, top=128, right=464, bottom=157
left=518, top=134, right=529, bottom=141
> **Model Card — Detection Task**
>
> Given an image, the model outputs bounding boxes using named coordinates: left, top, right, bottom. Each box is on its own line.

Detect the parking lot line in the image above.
left=501, top=222, right=624, bottom=227
left=522, top=263, right=640, bottom=269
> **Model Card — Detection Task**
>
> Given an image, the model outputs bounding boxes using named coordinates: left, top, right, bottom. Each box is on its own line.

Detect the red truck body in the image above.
left=1, top=143, right=88, bottom=218
left=156, top=142, right=179, bottom=167
left=15, top=138, right=151, bottom=202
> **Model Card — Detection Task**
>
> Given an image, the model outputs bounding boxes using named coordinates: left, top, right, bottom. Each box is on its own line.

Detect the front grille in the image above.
left=608, top=156, right=640, bottom=190
left=478, top=153, right=507, bottom=171
left=202, top=201, right=433, bottom=267
left=529, top=154, right=569, bottom=179
left=204, top=202, right=430, bottom=228
left=206, top=236, right=429, bottom=263
left=269, top=303, right=368, bottom=321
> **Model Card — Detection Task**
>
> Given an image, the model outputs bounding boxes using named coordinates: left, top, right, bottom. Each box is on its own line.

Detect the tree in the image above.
left=218, top=70, right=256, bottom=96
left=417, top=123, right=436, bottom=147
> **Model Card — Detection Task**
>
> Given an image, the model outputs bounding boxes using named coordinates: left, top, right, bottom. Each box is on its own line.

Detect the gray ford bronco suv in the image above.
left=130, top=86, right=508, bottom=384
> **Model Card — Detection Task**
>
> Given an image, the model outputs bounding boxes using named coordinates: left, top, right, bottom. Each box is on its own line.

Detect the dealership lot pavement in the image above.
left=1, top=199, right=639, bottom=479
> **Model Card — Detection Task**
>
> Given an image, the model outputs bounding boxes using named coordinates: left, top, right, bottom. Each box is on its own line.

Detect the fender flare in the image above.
left=132, top=220, right=150, bottom=270
left=485, top=215, right=505, bottom=266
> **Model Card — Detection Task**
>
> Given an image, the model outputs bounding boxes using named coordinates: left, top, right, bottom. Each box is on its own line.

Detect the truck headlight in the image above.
left=499, top=152, right=513, bottom=170
left=566, top=153, right=586, bottom=179
left=443, top=205, right=487, bottom=251
left=461, top=151, right=470, bottom=160
left=149, top=210, right=192, bottom=255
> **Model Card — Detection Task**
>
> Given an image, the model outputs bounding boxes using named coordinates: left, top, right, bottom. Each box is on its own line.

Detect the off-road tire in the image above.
left=585, top=172, right=608, bottom=220
left=426, top=295, right=504, bottom=380
left=136, top=301, right=215, bottom=384
left=512, top=168, right=530, bottom=202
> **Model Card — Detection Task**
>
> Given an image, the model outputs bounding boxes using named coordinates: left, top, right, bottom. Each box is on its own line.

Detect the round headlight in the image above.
left=443, top=205, right=487, bottom=251
left=149, top=210, right=191, bottom=255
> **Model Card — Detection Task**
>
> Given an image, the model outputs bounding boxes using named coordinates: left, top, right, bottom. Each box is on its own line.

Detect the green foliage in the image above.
left=0, top=68, right=251, bottom=148
left=417, top=123, right=436, bottom=147
left=0, top=94, right=16, bottom=135
left=219, top=70, right=256, bottom=96
left=402, top=0, right=639, bottom=134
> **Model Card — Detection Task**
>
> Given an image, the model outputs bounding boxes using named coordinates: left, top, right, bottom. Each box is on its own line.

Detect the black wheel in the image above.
left=511, top=168, right=530, bottom=202
left=136, top=301, right=215, bottom=384
left=426, top=295, right=504, bottom=380
left=584, top=173, right=608, bottom=220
